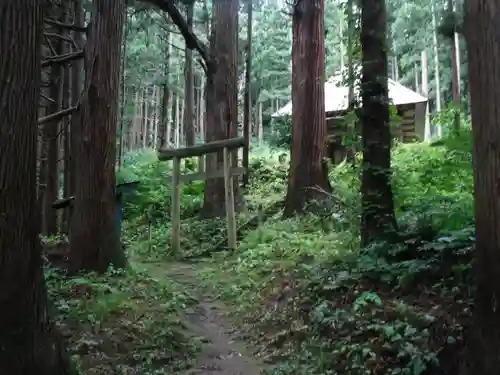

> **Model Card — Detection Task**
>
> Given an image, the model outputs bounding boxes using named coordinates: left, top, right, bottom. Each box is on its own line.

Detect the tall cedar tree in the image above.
left=42, top=2, right=64, bottom=236
left=69, top=0, right=127, bottom=273
left=159, top=29, right=171, bottom=149
left=0, top=2, right=72, bottom=373
left=461, top=1, right=500, bottom=373
left=242, top=0, right=253, bottom=187
left=67, top=0, right=85, bottom=230
left=283, top=0, right=331, bottom=216
left=202, top=0, right=241, bottom=217
left=359, top=0, right=398, bottom=246
left=183, top=0, right=196, bottom=146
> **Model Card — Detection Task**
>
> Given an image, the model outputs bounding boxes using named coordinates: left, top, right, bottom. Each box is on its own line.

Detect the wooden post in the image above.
left=223, top=147, right=237, bottom=250
left=171, top=157, right=181, bottom=254
left=198, top=155, right=205, bottom=174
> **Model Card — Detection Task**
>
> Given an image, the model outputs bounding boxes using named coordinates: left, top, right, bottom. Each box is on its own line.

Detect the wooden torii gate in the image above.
left=157, top=137, right=246, bottom=254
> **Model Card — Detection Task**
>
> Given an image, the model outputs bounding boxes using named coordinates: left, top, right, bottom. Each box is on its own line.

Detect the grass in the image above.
left=46, top=264, right=199, bottom=375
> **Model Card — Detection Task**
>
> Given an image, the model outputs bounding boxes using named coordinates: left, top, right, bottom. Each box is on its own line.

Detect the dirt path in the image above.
left=144, top=262, right=264, bottom=375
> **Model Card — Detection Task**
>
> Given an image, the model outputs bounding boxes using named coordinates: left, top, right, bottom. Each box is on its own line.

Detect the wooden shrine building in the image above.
left=271, top=74, right=428, bottom=144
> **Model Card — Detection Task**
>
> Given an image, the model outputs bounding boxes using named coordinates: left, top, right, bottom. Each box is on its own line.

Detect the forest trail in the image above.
left=143, top=261, right=265, bottom=375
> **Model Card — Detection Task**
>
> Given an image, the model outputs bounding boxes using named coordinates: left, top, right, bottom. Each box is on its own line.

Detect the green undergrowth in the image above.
left=46, top=265, right=199, bottom=375
left=120, top=145, right=290, bottom=261
left=199, top=130, right=474, bottom=374
left=121, top=128, right=475, bottom=374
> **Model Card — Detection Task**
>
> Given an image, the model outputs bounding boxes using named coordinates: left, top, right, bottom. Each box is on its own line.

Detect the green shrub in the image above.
left=118, top=149, right=204, bottom=222
left=198, top=129, right=475, bottom=375
left=268, top=117, right=292, bottom=148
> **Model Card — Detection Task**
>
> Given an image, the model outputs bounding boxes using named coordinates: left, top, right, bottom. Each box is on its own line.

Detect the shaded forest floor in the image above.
left=49, top=131, right=477, bottom=374
left=48, top=258, right=267, bottom=375
left=48, top=238, right=475, bottom=375
left=148, top=261, right=265, bottom=374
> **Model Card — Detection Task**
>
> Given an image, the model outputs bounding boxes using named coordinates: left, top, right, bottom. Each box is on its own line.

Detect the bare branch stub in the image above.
left=41, top=50, right=84, bottom=68
left=38, top=106, right=78, bottom=125
left=44, top=17, right=87, bottom=32
left=44, top=32, right=74, bottom=44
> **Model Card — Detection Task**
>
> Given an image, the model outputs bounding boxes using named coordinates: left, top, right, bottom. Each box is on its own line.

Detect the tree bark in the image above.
left=359, top=0, right=398, bottom=246
left=284, top=0, right=331, bottom=216
left=69, top=0, right=127, bottom=274
left=42, top=4, right=65, bottom=236
left=421, top=49, right=430, bottom=140
left=0, top=2, right=73, bottom=374
left=460, top=1, right=500, bottom=373
left=118, top=7, right=129, bottom=167
left=447, top=0, right=461, bottom=134
left=183, top=0, right=196, bottom=146
left=202, top=0, right=241, bottom=217
left=159, top=29, right=171, bottom=149
left=242, top=0, right=253, bottom=187
left=347, top=0, right=355, bottom=106
left=68, top=0, right=85, bottom=229
left=449, top=0, right=461, bottom=106
left=60, top=0, right=71, bottom=233
left=431, top=0, right=442, bottom=139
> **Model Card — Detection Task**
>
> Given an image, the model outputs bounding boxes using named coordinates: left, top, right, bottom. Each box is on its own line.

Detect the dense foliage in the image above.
left=101, top=111, right=474, bottom=374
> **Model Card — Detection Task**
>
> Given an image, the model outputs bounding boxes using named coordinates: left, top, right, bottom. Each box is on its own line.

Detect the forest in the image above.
left=0, top=0, right=497, bottom=374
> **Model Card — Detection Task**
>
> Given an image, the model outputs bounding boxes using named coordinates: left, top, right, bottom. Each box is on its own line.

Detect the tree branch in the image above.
left=45, top=32, right=74, bottom=44
left=40, top=93, right=56, bottom=103
left=44, top=17, right=87, bottom=32
left=38, top=106, right=78, bottom=125
left=41, top=50, right=84, bottom=68
left=141, top=0, right=209, bottom=64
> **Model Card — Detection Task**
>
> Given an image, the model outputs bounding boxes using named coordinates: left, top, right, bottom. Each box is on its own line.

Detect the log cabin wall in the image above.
left=396, top=103, right=418, bottom=143
left=324, top=104, right=419, bottom=165
left=326, top=105, right=418, bottom=143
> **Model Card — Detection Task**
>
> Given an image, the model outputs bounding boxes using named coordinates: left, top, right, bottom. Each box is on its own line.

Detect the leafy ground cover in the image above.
left=46, top=264, right=199, bottom=375
left=58, top=124, right=474, bottom=375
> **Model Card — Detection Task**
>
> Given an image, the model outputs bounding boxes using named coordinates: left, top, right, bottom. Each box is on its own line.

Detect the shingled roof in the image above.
left=271, top=74, right=428, bottom=118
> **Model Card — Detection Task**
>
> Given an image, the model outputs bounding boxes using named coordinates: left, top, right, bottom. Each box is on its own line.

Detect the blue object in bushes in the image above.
left=115, top=181, right=140, bottom=238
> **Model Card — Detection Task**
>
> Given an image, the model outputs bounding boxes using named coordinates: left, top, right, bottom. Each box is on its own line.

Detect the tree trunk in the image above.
left=183, top=0, right=196, bottom=146
left=449, top=0, right=460, bottom=105
left=0, top=2, right=73, bottom=374
left=460, top=1, right=500, bottom=373
left=61, top=1, right=72, bottom=232
left=347, top=0, right=355, bottom=106
left=257, top=101, right=263, bottom=145
left=202, top=0, right=241, bottom=217
left=340, top=20, right=345, bottom=69
left=414, top=63, right=420, bottom=92
left=394, top=56, right=399, bottom=81
left=43, top=5, right=64, bottom=236
left=431, top=0, right=442, bottom=113
left=118, top=7, right=129, bottom=167
left=421, top=49, right=430, bottom=140
left=431, top=0, right=442, bottom=138
left=159, top=30, right=171, bottom=149
left=283, top=0, right=331, bottom=216
left=153, top=86, right=160, bottom=146
left=448, top=0, right=461, bottom=133
left=142, top=87, right=149, bottom=148
left=131, top=89, right=140, bottom=150
left=242, top=0, right=253, bottom=187
left=69, top=0, right=85, bottom=228
left=359, top=0, right=398, bottom=246
left=69, top=0, right=126, bottom=274
left=174, top=93, right=180, bottom=147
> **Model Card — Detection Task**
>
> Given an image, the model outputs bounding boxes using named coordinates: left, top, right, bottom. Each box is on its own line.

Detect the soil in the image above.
left=146, top=262, right=265, bottom=375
